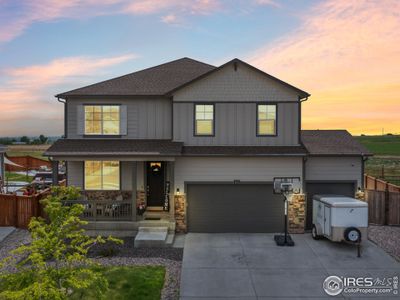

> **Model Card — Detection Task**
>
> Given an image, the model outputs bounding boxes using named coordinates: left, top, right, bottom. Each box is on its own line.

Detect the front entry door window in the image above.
left=146, top=162, right=165, bottom=207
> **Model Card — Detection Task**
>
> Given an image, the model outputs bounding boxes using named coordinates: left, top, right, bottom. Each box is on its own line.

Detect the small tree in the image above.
left=0, top=186, right=122, bottom=300
left=39, top=134, right=48, bottom=144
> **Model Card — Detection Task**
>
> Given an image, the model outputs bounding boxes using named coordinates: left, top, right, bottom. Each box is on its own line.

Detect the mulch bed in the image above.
left=368, top=225, right=400, bottom=261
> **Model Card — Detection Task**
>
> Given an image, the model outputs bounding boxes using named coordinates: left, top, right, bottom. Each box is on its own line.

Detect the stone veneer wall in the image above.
left=174, top=195, right=186, bottom=233
left=288, top=194, right=306, bottom=233
left=136, top=190, right=146, bottom=206
left=355, top=191, right=365, bottom=201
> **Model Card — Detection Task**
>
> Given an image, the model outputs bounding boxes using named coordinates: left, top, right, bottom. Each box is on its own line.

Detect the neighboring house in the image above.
left=45, top=58, right=371, bottom=234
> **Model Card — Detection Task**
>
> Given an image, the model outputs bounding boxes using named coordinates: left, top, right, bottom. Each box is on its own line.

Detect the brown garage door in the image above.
left=186, top=183, right=284, bottom=233
left=306, top=182, right=356, bottom=230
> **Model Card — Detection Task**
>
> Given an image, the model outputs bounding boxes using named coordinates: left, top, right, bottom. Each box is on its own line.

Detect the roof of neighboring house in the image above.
left=44, top=139, right=183, bottom=156
left=182, top=145, right=307, bottom=156
left=56, top=57, right=310, bottom=99
left=56, top=58, right=216, bottom=98
left=301, top=130, right=372, bottom=156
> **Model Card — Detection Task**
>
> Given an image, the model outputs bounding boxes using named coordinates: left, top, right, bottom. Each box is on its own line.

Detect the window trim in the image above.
left=256, top=103, right=278, bottom=137
left=83, top=160, right=121, bottom=191
left=193, top=103, right=215, bottom=137
left=84, top=104, right=121, bottom=136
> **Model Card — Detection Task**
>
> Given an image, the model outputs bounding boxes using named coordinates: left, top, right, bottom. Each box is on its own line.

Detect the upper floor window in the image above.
left=257, top=104, right=277, bottom=136
left=85, top=105, right=120, bottom=135
left=194, top=104, right=214, bottom=136
left=84, top=161, right=120, bottom=190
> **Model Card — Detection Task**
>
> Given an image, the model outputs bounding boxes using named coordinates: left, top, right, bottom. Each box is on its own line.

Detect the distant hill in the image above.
left=355, top=135, right=400, bottom=156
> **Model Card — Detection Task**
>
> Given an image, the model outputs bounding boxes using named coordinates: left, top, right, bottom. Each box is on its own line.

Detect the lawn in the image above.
left=70, top=266, right=166, bottom=300
left=4, top=171, right=34, bottom=182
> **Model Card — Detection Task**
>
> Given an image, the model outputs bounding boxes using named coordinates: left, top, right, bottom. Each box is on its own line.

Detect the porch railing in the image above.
left=62, top=200, right=133, bottom=221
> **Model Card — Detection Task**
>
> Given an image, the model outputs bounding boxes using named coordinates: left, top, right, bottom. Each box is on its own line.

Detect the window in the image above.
left=195, top=104, right=214, bottom=136
left=257, top=104, right=277, bottom=136
left=84, top=161, right=120, bottom=190
left=85, top=105, right=120, bottom=135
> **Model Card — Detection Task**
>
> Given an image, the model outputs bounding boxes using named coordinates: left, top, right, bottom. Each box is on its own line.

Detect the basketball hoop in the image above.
left=273, top=177, right=301, bottom=247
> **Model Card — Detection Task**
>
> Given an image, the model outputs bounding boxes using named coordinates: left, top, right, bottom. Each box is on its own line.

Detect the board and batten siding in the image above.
left=67, top=161, right=135, bottom=190
left=173, top=102, right=299, bottom=146
left=173, top=62, right=300, bottom=103
left=305, top=157, right=363, bottom=188
left=66, top=98, right=171, bottom=139
left=174, top=157, right=303, bottom=192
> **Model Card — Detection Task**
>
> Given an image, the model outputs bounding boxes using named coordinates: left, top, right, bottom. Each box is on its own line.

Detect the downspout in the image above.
left=298, top=96, right=309, bottom=145
left=57, top=97, right=67, bottom=138
left=361, top=156, right=368, bottom=190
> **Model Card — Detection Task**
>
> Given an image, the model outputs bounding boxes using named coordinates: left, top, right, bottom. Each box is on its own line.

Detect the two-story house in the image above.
left=45, top=58, right=371, bottom=234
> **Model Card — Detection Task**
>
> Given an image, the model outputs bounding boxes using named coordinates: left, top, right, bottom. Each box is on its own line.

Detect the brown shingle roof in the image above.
left=44, top=139, right=183, bottom=156
left=301, top=130, right=372, bottom=156
left=56, top=58, right=215, bottom=98
left=182, top=145, right=307, bottom=156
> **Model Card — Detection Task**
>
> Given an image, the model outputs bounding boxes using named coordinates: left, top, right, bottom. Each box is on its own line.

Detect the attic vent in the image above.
left=234, top=61, right=238, bottom=71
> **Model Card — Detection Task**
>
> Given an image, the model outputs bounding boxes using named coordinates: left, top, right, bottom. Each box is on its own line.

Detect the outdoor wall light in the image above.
left=176, top=188, right=180, bottom=195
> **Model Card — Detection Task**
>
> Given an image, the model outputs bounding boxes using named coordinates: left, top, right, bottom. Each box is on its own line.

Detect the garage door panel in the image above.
left=187, top=184, right=284, bottom=233
left=305, top=182, right=355, bottom=230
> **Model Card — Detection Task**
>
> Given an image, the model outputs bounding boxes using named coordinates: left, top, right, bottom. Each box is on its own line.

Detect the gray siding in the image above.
left=173, top=62, right=300, bottom=102
left=305, top=157, right=362, bottom=188
left=67, top=98, right=171, bottom=139
left=173, top=102, right=299, bottom=145
left=67, top=161, right=135, bottom=190
left=67, top=161, right=83, bottom=188
left=174, top=157, right=303, bottom=192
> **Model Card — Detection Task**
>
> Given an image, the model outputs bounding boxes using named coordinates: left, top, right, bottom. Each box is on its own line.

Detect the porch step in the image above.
left=134, top=227, right=175, bottom=248
left=138, top=219, right=176, bottom=232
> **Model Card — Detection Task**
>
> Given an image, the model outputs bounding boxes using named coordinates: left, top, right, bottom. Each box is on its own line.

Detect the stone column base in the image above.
left=174, top=194, right=186, bottom=233
left=288, top=194, right=306, bottom=234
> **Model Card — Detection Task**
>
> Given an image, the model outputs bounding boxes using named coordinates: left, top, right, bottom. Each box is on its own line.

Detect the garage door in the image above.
left=186, top=183, right=284, bottom=233
left=305, top=182, right=356, bottom=230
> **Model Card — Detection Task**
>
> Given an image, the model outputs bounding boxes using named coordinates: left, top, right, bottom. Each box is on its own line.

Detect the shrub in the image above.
left=0, top=186, right=122, bottom=300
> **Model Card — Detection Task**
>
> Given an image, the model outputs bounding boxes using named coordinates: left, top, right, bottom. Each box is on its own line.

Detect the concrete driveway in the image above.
left=180, top=233, right=400, bottom=299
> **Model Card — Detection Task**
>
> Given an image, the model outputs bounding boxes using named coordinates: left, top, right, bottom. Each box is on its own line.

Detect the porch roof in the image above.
left=44, top=139, right=183, bottom=156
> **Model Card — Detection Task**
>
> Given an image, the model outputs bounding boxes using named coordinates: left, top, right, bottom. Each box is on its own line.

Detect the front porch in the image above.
left=54, top=159, right=178, bottom=235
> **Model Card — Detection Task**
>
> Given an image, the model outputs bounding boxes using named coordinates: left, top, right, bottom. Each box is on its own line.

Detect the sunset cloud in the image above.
left=0, top=0, right=222, bottom=43
left=248, top=0, right=400, bottom=135
left=0, top=54, right=136, bottom=135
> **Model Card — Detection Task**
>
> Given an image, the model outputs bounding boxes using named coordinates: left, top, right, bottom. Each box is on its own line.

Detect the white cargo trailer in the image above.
left=311, top=195, right=368, bottom=243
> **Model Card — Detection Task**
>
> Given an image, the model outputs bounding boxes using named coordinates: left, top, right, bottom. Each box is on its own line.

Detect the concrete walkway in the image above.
left=0, top=227, right=15, bottom=243
left=180, top=233, right=400, bottom=299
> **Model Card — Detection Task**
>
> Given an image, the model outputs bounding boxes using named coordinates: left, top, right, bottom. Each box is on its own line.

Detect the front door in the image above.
left=146, top=162, right=165, bottom=207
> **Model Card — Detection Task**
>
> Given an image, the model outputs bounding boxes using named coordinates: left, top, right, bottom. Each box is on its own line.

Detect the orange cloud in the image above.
left=248, top=0, right=400, bottom=135
left=0, top=54, right=136, bottom=135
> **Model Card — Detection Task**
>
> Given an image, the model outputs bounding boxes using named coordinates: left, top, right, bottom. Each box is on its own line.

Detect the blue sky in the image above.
left=0, top=0, right=399, bottom=136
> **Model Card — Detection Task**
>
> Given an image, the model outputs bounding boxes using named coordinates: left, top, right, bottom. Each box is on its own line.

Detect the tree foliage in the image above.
left=0, top=186, right=122, bottom=300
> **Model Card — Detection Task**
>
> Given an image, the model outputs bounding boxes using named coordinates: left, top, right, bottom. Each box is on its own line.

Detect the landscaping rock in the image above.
left=368, top=225, right=400, bottom=261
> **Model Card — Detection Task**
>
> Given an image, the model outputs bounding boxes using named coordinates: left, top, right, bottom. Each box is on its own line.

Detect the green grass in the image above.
left=4, top=171, right=34, bottom=182
left=355, top=135, right=400, bottom=156
left=70, top=266, right=166, bottom=300
left=354, top=135, right=400, bottom=185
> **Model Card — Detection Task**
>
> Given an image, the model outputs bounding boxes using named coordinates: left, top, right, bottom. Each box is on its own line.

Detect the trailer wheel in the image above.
left=312, top=225, right=321, bottom=240
left=344, top=227, right=361, bottom=243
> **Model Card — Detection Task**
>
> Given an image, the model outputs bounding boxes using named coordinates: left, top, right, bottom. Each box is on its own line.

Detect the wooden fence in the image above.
left=364, top=174, right=400, bottom=225
left=0, top=189, right=49, bottom=228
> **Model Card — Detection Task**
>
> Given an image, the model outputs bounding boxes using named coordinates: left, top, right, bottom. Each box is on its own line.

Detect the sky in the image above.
left=0, top=0, right=399, bottom=136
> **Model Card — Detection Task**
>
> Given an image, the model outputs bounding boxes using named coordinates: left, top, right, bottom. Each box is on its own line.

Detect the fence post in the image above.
left=384, top=184, right=389, bottom=225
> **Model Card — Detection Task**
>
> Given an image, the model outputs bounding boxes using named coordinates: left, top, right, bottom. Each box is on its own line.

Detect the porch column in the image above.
left=51, top=160, right=59, bottom=186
